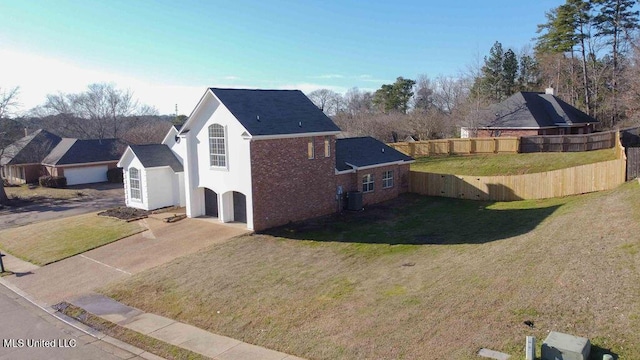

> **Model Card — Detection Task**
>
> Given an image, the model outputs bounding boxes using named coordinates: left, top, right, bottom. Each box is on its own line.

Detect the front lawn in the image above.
left=411, top=148, right=618, bottom=176
left=0, top=212, right=144, bottom=265
left=4, top=184, right=88, bottom=202
left=101, top=181, right=640, bottom=359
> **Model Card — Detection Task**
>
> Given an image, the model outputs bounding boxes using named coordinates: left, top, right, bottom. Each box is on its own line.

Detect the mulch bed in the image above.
left=97, top=207, right=152, bottom=221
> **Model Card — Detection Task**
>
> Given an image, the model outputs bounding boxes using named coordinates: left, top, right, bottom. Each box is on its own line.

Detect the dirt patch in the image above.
left=98, top=207, right=151, bottom=221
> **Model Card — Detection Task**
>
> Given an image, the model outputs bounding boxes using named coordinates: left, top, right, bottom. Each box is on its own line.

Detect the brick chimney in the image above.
left=545, top=87, right=555, bottom=96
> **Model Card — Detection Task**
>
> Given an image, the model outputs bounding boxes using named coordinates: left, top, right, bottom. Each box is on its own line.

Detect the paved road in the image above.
left=0, top=284, right=141, bottom=360
left=0, top=183, right=124, bottom=229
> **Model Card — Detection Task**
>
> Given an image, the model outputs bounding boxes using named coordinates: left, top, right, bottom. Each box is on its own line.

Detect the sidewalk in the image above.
left=69, top=293, right=304, bottom=360
left=0, top=231, right=306, bottom=360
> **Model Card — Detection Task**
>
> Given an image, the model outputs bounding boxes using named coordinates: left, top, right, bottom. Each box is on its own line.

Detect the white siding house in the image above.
left=178, top=90, right=255, bottom=229
left=118, top=141, right=185, bottom=211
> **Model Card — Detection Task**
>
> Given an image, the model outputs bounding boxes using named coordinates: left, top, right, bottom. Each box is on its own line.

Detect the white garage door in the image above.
left=64, top=165, right=108, bottom=185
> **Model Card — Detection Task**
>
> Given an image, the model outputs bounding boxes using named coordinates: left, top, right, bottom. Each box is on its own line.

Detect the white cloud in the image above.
left=276, top=82, right=349, bottom=95
left=310, top=74, right=344, bottom=79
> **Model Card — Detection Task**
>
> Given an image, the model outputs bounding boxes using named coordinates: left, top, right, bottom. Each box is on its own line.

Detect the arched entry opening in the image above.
left=204, top=188, right=218, bottom=217
left=232, top=191, right=246, bottom=223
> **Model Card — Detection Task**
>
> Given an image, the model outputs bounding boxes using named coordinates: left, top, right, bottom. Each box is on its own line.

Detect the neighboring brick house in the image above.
left=461, top=88, right=598, bottom=138
left=1, top=129, right=61, bottom=184
left=118, top=88, right=414, bottom=231
left=42, top=138, right=123, bottom=185
left=1, top=129, right=124, bottom=185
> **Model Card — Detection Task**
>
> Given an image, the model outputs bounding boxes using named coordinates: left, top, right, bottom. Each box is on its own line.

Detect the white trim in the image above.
left=348, top=160, right=414, bottom=171
left=161, top=126, right=179, bottom=144
left=208, top=123, right=228, bottom=169
left=362, top=173, right=374, bottom=193
left=250, top=131, right=341, bottom=140
left=117, top=146, right=133, bottom=168
left=334, top=159, right=414, bottom=174
left=382, top=170, right=394, bottom=189
left=178, top=89, right=212, bottom=134
left=129, top=167, right=142, bottom=201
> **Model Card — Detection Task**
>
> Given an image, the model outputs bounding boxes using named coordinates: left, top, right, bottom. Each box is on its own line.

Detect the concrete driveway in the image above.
left=0, top=182, right=125, bottom=229
left=2, top=216, right=250, bottom=306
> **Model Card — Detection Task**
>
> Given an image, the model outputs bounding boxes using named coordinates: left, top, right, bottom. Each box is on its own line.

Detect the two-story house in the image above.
left=118, top=88, right=413, bottom=231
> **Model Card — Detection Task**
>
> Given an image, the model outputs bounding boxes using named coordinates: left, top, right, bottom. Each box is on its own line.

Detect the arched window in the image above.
left=129, top=167, right=141, bottom=200
left=209, top=124, right=226, bottom=167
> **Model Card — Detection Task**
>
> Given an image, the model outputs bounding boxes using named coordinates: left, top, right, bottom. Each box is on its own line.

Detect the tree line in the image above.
left=3, top=1, right=640, bottom=146
left=308, top=0, right=640, bottom=141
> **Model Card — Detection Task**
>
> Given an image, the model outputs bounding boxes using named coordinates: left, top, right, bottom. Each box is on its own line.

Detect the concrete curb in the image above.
left=0, top=278, right=162, bottom=360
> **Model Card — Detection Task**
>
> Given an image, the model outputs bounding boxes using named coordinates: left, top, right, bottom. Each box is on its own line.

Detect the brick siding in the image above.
left=250, top=136, right=338, bottom=231
left=356, top=164, right=410, bottom=206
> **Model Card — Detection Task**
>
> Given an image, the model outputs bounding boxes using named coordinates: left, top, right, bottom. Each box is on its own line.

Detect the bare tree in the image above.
left=42, top=83, right=157, bottom=139
left=307, top=89, right=342, bottom=115
left=0, top=87, right=20, bottom=119
left=343, top=87, right=374, bottom=116
left=432, top=75, right=469, bottom=115
left=0, top=86, right=21, bottom=205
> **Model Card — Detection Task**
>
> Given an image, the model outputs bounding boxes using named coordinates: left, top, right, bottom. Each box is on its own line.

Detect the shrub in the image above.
left=39, top=175, right=67, bottom=188
left=107, top=167, right=124, bottom=183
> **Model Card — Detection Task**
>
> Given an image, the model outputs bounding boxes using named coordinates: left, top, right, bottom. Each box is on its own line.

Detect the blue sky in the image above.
left=0, top=0, right=563, bottom=115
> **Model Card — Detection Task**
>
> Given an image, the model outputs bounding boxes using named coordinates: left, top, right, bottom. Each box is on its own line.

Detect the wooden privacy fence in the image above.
left=627, top=147, right=640, bottom=181
left=390, top=129, right=635, bottom=157
left=519, top=132, right=616, bottom=153
left=389, top=137, right=520, bottom=157
left=409, top=135, right=627, bottom=201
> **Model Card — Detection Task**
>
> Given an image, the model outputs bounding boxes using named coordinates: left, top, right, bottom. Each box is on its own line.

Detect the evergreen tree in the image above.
left=593, top=0, right=639, bottom=124
left=518, top=54, right=540, bottom=91
left=536, top=0, right=592, bottom=114
left=502, top=49, right=519, bottom=96
left=481, top=41, right=505, bottom=101
left=373, top=77, right=416, bottom=113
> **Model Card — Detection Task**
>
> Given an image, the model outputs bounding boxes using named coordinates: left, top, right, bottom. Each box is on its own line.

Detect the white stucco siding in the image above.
left=182, top=91, right=254, bottom=229
left=121, top=155, right=149, bottom=210
left=163, top=126, right=187, bottom=165
left=146, top=167, right=181, bottom=210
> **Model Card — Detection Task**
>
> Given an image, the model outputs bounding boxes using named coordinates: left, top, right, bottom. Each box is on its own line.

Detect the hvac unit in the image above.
left=346, top=191, right=363, bottom=211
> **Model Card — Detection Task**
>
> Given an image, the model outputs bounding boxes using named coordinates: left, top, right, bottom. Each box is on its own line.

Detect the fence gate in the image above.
left=627, top=147, right=640, bottom=181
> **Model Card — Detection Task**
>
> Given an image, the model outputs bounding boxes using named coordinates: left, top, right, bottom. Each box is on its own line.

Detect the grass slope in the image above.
left=411, top=148, right=618, bottom=176
left=102, top=182, right=640, bottom=360
left=0, top=212, right=144, bottom=265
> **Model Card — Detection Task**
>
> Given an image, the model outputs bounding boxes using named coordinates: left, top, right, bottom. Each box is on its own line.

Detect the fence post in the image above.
left=493, top=138, right=498, bottom=153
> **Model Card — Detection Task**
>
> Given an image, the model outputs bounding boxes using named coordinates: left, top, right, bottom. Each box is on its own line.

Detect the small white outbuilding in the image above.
left=118, top=142, right=185, bottom=211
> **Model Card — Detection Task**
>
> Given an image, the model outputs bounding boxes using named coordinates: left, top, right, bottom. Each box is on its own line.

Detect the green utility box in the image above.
left=541, top=331, right=591, bottom=360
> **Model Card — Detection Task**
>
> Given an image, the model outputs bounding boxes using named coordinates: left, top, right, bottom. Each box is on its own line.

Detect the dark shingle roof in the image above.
left=43, top=139, right=124, bottom=165
left=129, top=144, right=184, bottom=172
left=0, top=129, right=61, bottom=166
left=336, top=137, right=414, bottom=172
left=209, top=88, right=341, bottom=136
left=487, top=92, right=597, bottom=128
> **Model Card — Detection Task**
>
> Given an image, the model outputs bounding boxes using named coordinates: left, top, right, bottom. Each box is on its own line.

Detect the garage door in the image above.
left=64, top=165, right=108, bottom=185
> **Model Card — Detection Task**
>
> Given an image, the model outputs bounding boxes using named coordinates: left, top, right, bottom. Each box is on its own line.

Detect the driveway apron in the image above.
left=2, top=217, right=249, bottom=306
